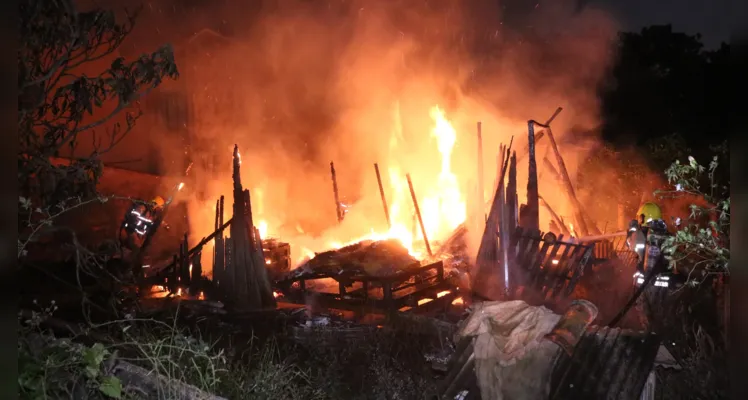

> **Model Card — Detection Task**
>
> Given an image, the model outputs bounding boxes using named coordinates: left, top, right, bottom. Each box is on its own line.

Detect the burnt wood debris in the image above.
left=131, top=108, right=668, bottom=400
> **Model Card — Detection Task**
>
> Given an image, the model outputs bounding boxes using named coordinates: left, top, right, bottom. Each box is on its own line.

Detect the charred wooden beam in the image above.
left=330, top=161, right=343, bottom=223
left=543, top=156, right=563, bottom=184
left=542, top=126, right=598, bottom=236
left=243, top=189, right=256, bottom=252
left=497, top=160, right=509, bottom=293
left=229, top=145, right=276, bottom=310
left=477, top=121, right=485, bottom=220
left=525, top=121, right=541, bottom=232
left=517, top=107, right=563, bottom=162
left=406, top=173, right=432, bottom=257
left=190, top=249, right=202, bottom=293
left=539, top=195, right=571, bottom=236
left=180, top=233, right=190, bottom=284
left=374, top=163, right=391, bottom=228
left=506, top=151, right=518, bottom=234
left=474, top=140, right=513, bottom=300
left=214, top=196, right=226, bottom=287
left=160, top=218, right=232, bottom=278
left=169, top=255, right=178, bottom=292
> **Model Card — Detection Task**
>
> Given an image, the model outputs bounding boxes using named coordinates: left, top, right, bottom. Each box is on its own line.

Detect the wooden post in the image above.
left=543, top=126, right=598, bottom=236
left=215, top=197, right=226, bottom=287
left=229, top=144, right=276, bottom=310
left=474, top=140, right=514, bottom=300
left=497, top=162, right=508, bottom=293
left=180, top=233, right=190, bottom=284
left=374, top=163, right=391, bottom=228
left=517, top=107, right=563, bottom=163
left=543, top=156, right=563, bottom=184
left=169, top=255, right=178, bottom=293
left=506, top=151, right=518, bottom=232
left=190, top=249, right=202, bottom=293
left=243, top=190, right=255, bottom=252
left=330, top=161, right=343, bottom=223
left=224, top=237, right=233, bottom=293
left=477, top=122, right=485, bottom=220
left=406, top=174, right=432, bottom=257
left=525, top=121, right=540, bottom=232
left=539, top=195, right=571, bottom=236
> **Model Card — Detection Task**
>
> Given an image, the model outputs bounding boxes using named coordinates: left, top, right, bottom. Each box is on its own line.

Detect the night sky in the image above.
left=88, top=0, right=736, bottom=49
left=588, top=0, right=734, bottom=48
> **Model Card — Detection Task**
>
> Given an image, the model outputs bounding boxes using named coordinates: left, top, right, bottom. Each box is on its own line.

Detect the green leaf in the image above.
left=99, top=376, right=123, bottom=399
left=82, top=343, right=107, bottom=377
left=85, top=365, right=99, bottom=379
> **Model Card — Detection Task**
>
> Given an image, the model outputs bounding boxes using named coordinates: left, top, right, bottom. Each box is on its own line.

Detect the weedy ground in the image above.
left=18, top=302, right=441, bottom=400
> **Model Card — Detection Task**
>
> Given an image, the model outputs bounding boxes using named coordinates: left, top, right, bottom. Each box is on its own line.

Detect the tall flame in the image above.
left=309, top=105, right=466, bottom=258
left=420, top=106, right=466, bottom=240
left=233, top=105, right=467, bottom=265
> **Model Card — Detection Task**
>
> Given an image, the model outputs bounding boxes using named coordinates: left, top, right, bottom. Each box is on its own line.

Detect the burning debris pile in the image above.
left=290, top=238, right=418, bottom=279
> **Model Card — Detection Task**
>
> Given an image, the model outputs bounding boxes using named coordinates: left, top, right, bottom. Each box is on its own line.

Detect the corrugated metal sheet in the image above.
left=549, top=326, right=661, bottom=400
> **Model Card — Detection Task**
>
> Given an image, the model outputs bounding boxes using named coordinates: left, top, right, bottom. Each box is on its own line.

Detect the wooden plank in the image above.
left=564, top=246, right=594, bottom=297
left=525, top=121, right=540, bottom=231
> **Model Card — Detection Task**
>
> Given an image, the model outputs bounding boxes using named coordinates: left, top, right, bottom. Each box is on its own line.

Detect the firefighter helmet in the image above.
left=151, top=196, right=165, bottom=208
left=637, top=202, right=662, bottom=224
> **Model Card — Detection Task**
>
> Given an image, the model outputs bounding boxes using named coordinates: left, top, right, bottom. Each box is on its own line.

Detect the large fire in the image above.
left=190, top=104, right=469, bottom=270
left=290, top=105, right=465, bottom=261
left=168, top=1, right=622, bottom=277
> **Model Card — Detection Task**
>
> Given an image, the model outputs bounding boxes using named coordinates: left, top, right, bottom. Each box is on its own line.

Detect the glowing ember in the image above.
left=451, top=297, right=464, bottom=305
left=417, top=298, right=433, bottom=306
left=436, top=290, right=451, bottom=298
left=273, top=290, right=283, bottom=298
left=198, top=291, right=205, bottom=300
left=148, top=285, right=169, bottom=299
left=178, top=182, right=185, bottom=191
left=189, top=263, right=193, bottom=275
left=551, top=259, right=559, bottom=265
left=176, top=288, right=182, bottom=296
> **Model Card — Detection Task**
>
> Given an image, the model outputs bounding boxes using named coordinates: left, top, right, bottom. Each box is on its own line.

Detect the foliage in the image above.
left=655, top=153, right=729, bottom=282
left=644, top=132, right=692, bottom=172
left=18, top=302, right=124, bottom=400
left=601, top=25, right=728, bottom=148
left=18, top=300, right=441, bottom=400
left=19, top=303, right=233, bottom=399
left=18, top=0, right=178, bottom=213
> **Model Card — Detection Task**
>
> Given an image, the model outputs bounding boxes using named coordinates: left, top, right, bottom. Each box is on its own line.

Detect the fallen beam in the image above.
left=406, top=173, right=432, bottom=257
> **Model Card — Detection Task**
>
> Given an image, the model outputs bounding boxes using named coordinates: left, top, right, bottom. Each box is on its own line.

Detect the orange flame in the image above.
left=299, top=105, right=466, bottom=258
left=258, top=220, right=268, bottom=239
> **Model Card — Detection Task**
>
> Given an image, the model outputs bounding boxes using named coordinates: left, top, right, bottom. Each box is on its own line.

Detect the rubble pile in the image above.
left=290, top=238, right=419, bottom=279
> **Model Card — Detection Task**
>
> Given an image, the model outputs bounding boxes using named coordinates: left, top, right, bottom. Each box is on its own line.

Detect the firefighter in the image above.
left=119, top=196, right=166, bottom=251
left=627, top=202, right=675, bottom=289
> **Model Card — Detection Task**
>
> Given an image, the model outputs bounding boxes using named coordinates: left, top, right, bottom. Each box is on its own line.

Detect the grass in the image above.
left=18, top=302, right=441, bottom=400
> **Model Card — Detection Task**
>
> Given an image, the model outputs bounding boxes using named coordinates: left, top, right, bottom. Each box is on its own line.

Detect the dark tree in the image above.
left=600, top=25, right=729, bottom=163
left=18, top=0, right=178, bottom=255
left=18, top=0, right=178, bottom=209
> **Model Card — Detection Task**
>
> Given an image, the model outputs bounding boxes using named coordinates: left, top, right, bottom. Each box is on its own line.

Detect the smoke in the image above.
left=131, top=0, right=620, bottom=273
